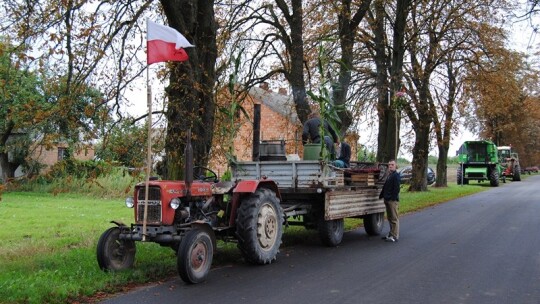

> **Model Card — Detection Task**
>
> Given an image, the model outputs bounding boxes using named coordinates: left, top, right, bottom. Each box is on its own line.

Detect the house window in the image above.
left=58, top=148, right=67, bottom=161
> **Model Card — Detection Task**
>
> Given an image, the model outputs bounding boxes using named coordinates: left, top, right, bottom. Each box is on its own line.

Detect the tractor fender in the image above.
left=228, top=180, right=281, bottom=227
left=110, top=220, right=127, bottom=228
left=233, top=179, right=281, bottom=200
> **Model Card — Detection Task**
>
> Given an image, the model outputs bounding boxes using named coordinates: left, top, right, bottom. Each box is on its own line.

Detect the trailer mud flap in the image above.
left=324, top=188, right=385, bottom=220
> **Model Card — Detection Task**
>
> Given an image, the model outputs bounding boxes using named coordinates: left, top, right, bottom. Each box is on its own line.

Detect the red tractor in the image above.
left=497, top=146, right=521, bottom=182
left=96, top=167, right=285, bottom=283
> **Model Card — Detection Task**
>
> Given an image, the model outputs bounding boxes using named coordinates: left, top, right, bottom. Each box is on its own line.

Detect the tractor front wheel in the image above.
left=177, top=228, right=214, bottom=284
left=97, top=227, right=136, bottom=271
left=236, top=188, right=284, bottom=264
left=457, top=167, right=468, bottom=185
left=489, top=169, right=499, bottom=187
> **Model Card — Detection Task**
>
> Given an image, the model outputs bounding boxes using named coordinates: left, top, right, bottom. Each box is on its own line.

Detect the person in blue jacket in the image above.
left=379, top=160, right=401, bottom=242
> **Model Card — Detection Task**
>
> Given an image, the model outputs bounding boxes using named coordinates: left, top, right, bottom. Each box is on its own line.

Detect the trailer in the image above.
left=231, top=160, right=388, bottom=246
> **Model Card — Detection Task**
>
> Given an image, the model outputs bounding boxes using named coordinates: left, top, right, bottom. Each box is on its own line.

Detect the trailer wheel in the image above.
left=364, top=212, right=384, bottom=236
left=236, top=188, right=284, bottom=264
left=96, top=227, right=136, bottom=271
left=177, top=228, right=213, bottom=284
left=318, top=218, right=344, bottom=247
left=513, top=166, right=521, bottom=181
left=489, top=169, right=499, bottom=187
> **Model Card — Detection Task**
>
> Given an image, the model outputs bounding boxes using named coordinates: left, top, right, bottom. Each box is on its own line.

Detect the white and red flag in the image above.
left=147, top=20, right=194, bottom=64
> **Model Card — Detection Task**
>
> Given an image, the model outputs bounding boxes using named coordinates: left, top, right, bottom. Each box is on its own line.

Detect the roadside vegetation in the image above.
left=3, top=167, right=535, bottom=303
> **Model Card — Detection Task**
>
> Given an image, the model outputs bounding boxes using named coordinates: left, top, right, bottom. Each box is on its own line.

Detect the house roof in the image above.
left=248, top=86, right=300, bottom=124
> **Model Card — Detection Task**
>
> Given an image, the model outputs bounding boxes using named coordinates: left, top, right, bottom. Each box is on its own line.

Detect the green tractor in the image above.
left=497, top=146, right=521, bottom=182
left=456, top=140, right=501, bottom=186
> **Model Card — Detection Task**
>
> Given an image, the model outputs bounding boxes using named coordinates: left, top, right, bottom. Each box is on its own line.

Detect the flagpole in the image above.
left=142, top=61, right=152, bottom=242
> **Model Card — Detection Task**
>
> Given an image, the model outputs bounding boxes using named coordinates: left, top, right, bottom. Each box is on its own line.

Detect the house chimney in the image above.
left=278, top=87, right=287, bottom=95
left=260, top=82, right=270, bottom=91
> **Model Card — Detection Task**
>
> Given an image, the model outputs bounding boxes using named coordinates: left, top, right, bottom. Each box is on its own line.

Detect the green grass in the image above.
left=0, top=177, right=522, bottom=303
left=0, top=192, right=177, bottom=304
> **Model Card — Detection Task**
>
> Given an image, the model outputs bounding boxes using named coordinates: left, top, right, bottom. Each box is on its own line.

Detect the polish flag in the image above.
left=147, top=20, right=194, bottom=65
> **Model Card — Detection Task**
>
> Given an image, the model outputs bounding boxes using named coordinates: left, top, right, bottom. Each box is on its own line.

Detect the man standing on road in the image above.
left=379, top=160, right=400, bottom=242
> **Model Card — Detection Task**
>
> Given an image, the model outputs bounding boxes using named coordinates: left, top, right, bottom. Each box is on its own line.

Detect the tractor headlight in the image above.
left=170, top=198, right=181, bottom=210
left=125, top=197, right=134, bottom=208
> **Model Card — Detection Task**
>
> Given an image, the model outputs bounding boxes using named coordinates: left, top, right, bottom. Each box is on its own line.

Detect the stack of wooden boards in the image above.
left=344, top=168, right=381, bottom=186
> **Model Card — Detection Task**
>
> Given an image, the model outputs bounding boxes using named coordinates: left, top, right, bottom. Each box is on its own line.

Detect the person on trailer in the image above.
left=334, top=139, right=351, bottom=168
left=302, top=111, right=339, bottom=158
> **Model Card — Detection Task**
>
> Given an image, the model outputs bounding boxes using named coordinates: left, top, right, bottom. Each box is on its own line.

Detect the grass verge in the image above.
left=0, top=178, right=524, bottom=303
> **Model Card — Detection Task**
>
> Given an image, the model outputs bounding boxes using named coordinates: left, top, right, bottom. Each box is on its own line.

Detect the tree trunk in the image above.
left=409, top=123, right=430, bottom=191
left=161, top=0, right=217, bottom=180
left=333, top=0, right=372, bottom=135
left=373, top=0, right=390, bottom=162
left=0, top=152, right=18, bottom=182
left=433, top=61, right=457, bottom=187
left=374, top=0, right=410, bottom=162
left=287, top=0, right=310, bottom=125
left=436, top=146, right=448, bottom=187
left=0, top=121, right=18, bottom=181
left=408, top=81, right=432, bottom=191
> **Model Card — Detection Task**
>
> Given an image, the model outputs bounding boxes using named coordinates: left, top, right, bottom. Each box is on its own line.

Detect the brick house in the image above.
left=209, top=83, right=303, bottom=175
left=234, top=84, right=304, bottom=157
left=1, top=141, right=95, bottom=179
left=32, top=143, right=95, bottom=168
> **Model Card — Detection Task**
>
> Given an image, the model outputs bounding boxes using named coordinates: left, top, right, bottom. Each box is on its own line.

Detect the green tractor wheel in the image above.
left=489, top=169, right=499, bottom=187
left=457, top=167, right=468, bottom=185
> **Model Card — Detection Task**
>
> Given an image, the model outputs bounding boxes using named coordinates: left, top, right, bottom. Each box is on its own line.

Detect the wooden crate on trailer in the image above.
left=323, top=171, right=345, bottom=187
left=348, top=172, right=377, bottom=186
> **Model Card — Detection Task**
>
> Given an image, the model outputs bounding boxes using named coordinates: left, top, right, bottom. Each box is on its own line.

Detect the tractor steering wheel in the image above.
left=193, top=166, right=218, bottom=182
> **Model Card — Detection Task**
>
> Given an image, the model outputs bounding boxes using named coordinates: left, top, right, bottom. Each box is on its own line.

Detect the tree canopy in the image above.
left=1, top=0, right=539, bottom=187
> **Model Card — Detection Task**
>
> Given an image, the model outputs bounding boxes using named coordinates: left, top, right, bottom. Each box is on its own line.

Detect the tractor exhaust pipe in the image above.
left=185, top=128, right=193, bottom=198
left=252, top=103, right=261, bottom=161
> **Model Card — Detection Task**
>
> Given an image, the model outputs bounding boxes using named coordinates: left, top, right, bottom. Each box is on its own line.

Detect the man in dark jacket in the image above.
left=302, top=112, right=339, bottom=157
left=379, top=160, right=400, bottom=242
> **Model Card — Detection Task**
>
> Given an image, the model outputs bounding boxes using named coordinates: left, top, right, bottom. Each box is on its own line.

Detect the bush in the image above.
left=46, top=159, right=113, bottom=180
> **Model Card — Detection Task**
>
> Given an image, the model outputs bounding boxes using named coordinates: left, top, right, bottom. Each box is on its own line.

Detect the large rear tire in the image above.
left=177, top=228, right=214, bottom=284
left=513, top=166, right=521, bottom=181
left=318, top=218, right=344, bottom=247
left=363, top=212, right=384, bottom=236
left=97, top=227, right=136, bottom=271
left=236, top=188, right=283, bottom=264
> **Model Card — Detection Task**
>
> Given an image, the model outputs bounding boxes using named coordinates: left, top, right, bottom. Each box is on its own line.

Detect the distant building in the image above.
left=0, top=141, right=95, bottom=179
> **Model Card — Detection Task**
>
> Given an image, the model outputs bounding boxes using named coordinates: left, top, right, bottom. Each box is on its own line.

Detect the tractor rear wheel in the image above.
left=97, top=227, right=136, bottom=271
left=318, top=218, right=344, bottom=247
left=363, top=212, right=384, bottom=236
left=177, top=228, right=213, bottom=284
left=236, top=188, right=283, bottom=264
left=489, top=169, right=499, bottom=187
left=513, top=166, right=521, bottom=181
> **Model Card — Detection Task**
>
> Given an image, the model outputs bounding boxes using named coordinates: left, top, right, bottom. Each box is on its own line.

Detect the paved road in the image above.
left=102, top=176, right=540, bottom=304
